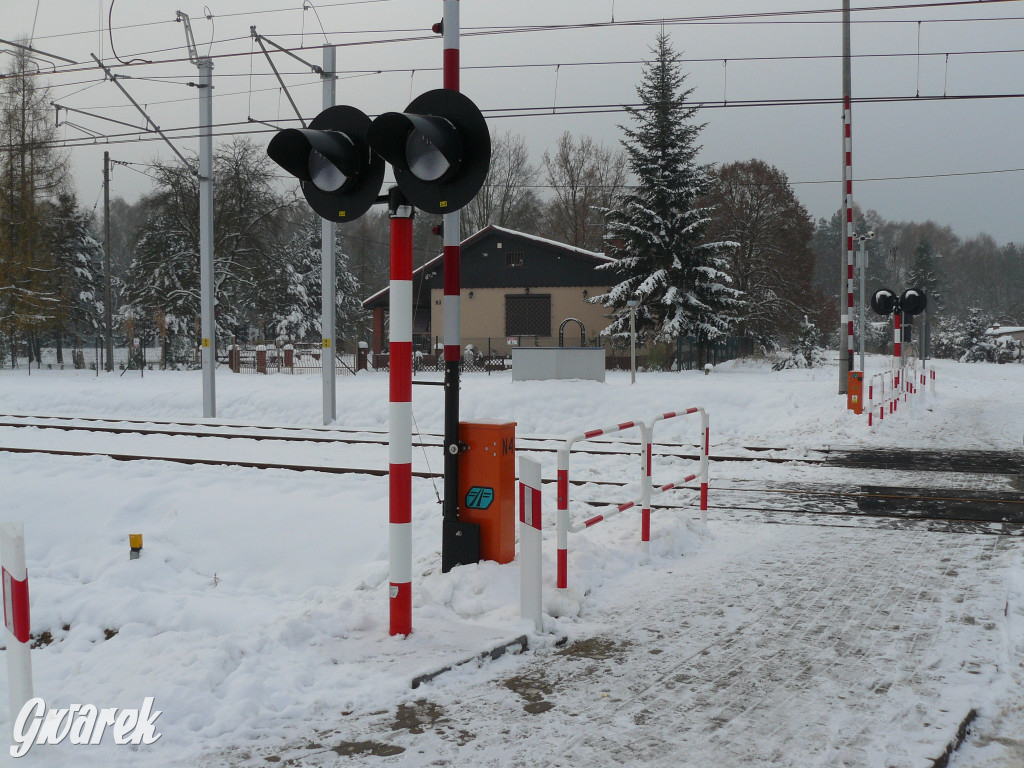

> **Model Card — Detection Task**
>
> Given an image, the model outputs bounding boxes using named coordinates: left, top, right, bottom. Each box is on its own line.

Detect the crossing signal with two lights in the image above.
left=267, top=90, right=490, bottom=220
left=870, top=288, right=928, bottom=317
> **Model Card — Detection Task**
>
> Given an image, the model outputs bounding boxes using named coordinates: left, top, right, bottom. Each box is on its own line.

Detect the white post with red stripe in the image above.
left=700, top=409, right=710, bottom=526
left=930, top=368, right=936, bottom=397
left=519, top=456, right=543, bottom=632
left=640, top=424, right=653, bottom=555
left=2, top=523, right=33, bottom=735
left=388, top=195, right=414, bottom=637
left=893, top=313, right=902, bottom=395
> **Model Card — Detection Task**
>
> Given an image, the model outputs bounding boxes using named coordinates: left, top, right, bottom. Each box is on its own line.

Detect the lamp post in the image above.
left=854, top=230, right=875, bottom=372
left=627, top=299, right=639, bottom=384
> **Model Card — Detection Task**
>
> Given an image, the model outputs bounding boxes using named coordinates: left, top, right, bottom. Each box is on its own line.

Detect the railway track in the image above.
left=2, top=435, right=1022, bottom=534
left=0, top=414, right=818, bottom=464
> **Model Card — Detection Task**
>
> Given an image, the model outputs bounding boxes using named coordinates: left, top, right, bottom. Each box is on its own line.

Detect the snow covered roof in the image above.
left=986, top=325, right=1024, bottom=337
left=361, top=225, right=615, bottom=308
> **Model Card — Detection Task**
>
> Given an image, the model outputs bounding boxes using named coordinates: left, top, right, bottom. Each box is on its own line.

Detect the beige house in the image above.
left=363, top=226, right=617, bottom=357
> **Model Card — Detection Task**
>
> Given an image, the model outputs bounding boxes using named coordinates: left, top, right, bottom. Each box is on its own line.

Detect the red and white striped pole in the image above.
left=439, top=0, right=465, bottom=571
left=893, top=312, right=902, bottom=390
left=2, top=523, right=33, bottom=731
left=556, top=445, right=570, bottom=590
left=700, top=410, right=710, bottom=526
left=844, top=96, right=855, bottom=375
left=640, top=423, right=652, bottom=554
left=388, top=191, right=414, bottom=637
left=519, top=456, right=543, bottom=632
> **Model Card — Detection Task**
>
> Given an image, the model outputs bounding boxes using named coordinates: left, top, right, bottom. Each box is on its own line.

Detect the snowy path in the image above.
left=239, top=522, right=1013, bottom=768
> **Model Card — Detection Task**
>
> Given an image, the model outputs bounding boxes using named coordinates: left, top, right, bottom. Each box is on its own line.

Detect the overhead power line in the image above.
left=6, top=1, right=1024, bottom=82
left=16, top=90, right=1024, bottom=154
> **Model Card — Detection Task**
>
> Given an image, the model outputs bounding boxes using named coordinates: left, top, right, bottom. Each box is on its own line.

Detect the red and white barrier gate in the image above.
left=2, top=522, right=33, bottom=737
left=556, top=408, right=709, bottom=592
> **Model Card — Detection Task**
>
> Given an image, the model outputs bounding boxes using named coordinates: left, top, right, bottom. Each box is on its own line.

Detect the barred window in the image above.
left=505, top=294, right=551, bottom=337
left=505, top=251, right=524, bottom=268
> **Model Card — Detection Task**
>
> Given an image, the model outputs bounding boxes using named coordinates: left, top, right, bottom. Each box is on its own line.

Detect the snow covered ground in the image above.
left=0, top=356, right=1021, bottom=766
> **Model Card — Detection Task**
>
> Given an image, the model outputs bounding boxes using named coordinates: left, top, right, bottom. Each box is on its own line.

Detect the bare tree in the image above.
left=705, top=159, right=819, bottom=346
left=541, top=132, right=628, bottom=253
left=461, top=128, right=542, bottom=236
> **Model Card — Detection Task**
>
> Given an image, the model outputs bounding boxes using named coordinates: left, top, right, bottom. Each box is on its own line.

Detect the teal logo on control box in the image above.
left=465, top=486, right=494, bottom=510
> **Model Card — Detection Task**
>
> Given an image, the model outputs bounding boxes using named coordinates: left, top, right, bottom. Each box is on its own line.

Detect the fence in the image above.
left=226, top=339, right=366, bottom=375
left=370, top=335, right=758, bottom=374
left=0, top=336, right=159, bottom=375
left=555, top=407, right=710, bottom=593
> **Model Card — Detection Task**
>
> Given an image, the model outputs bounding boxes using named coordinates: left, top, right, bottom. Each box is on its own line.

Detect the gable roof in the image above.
left=362, top=225, right=614, bottom=309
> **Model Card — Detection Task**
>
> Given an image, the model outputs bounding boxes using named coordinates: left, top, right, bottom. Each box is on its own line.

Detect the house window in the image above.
left=505, top=251, right=524, bottom=269
left=505, top=294, right=551, bottom=337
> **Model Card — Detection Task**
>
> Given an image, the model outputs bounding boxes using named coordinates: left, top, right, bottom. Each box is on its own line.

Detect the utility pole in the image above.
left=179, top=10, right=216, bottom=417
left=839, top=0, right=853, bottom=393
left=198, top=58, right=216, bottom=418
left=321, top=45, right=337, bottom=425
left=102, top=151, right=114, bottom=372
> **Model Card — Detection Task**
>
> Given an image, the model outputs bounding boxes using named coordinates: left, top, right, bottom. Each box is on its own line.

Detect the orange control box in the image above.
left=847, top=370, right=864, bottom=414
left=457, top=420, right=516, bottom=564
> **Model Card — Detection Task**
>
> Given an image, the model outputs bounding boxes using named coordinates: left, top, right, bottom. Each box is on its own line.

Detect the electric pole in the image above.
left=102, top=151, right=114, bottom=372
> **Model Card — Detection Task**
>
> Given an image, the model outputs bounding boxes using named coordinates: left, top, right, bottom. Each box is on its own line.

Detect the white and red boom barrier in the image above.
left=2, top=523, right=33, bottom=736
left=519, top=456, right=543, bottom=632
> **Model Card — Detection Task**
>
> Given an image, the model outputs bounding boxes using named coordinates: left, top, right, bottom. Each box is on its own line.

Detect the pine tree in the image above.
left=121, top=214, right=200, bottom=339
left=907, top=237, right=942, bottom=310
left=960, top=307, right=997, bottom=362
left=596, top=32, right=741, bottom=356
left=44, top=192, right=103, bottom=360
left=269, top=215, right=364, bottom=344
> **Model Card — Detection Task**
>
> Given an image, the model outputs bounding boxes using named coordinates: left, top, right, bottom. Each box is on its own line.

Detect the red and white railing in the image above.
left=556, top=408, right=709, bottom=592
left=867, top=362, right=937, bottom=427
left=556, top=418, right=644, bottom=591
left=641, top=408, right=709, bottom=551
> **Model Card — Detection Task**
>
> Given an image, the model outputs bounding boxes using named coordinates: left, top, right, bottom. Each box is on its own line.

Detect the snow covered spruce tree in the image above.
left=595, top=33, right=740, bottom=363
left=268, top=215, right=363, bottom=344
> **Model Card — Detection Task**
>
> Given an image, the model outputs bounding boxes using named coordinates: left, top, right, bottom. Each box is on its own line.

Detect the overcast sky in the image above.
left=5, top=0, right=1024, bottom=244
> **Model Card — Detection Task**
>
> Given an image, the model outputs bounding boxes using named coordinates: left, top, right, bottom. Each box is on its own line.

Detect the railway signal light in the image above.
left=900, top=288, right=928, bottom=316
left=870, top=288, right=897, bottom=316
left=367, top=89, right=490, bottom=215
left=267, top=105, right=385, bottom=223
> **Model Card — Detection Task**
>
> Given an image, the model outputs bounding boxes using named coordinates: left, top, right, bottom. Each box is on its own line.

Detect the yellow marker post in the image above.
left=129, top=533, right=143, bottom=560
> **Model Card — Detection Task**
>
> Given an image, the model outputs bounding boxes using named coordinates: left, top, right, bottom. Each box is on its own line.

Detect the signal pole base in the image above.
left=442, top=518, right=481, bottom=574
